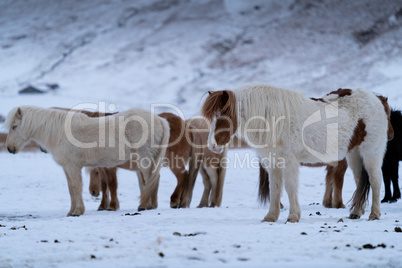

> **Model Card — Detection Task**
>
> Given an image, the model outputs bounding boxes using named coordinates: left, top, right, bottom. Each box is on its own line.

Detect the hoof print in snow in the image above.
left=301, top=232, right=307, bottom=235
left=362, top=244, right=375, bottom=249
left=233, top=244, right=241, bottom=248
left=90, top=255, right=96, bottom=259
left=395, top=227, right=402, bottom=233
left=10, top=225, right=27, bottom=230
left=185, top=232, right=205, bottom=237
left=173, top=232, right=205, bottom=237
left=54, top=240, right=60, bottom=243
left=40, top=240, right=48, bottom=243
left=158, top=252, right=165, bottom=258
left=377, top=243, right=386, bottom=248
left=238, top=258, right=249, bottom=261
left=125, top=212, right=141, bottom=216
left=316, top=211, right=321, bottom=216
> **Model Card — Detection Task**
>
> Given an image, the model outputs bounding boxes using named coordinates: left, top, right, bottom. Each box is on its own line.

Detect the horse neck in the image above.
left=234, top=86, right=319, bottom=145
left=24, top=108, right=68, bottom=148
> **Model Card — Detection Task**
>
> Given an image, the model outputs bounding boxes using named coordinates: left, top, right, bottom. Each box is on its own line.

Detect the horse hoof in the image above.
left=389, top=198, right=398, bottom=203
left=322, top=201, right=332, bottom=208
left=138, top=207, right=146, bottom=211
left=286, top=218, right=299, bottom=223
left=349, top=214, right=360, bottom=219
left=381, top=198, right=390, bottom=203
left=333, top=203, right=345, bottom=209
left=67, top=213, right=81, bottom=217
left=368, top=214, right=380, bottom=221
left=171, top=205, right=179, bottom=209
left=262, top=215, right=277, bottom=222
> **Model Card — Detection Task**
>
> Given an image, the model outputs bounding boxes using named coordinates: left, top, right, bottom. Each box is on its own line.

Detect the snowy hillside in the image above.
left=1, top=0, right=402, bottom=267
left=1, top=0, right=402, bottom=115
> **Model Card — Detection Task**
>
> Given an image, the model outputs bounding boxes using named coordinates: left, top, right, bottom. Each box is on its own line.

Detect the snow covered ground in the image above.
left=1, top=0, right=402, bottom=267
left=1, top=150, right=402, bottom=267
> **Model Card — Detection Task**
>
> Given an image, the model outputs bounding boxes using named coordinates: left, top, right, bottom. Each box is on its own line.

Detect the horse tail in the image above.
left=350, top=166, right=370, bottom=212
left=215, top=147, right=228, bottom=207
left=181, top=128, right=203, bottom=207
left=140, top=116, right=170, bottom=207
left=258, top=162, right=270, bottom=205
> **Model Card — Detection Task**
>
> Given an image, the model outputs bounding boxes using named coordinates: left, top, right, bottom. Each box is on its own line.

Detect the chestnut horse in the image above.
left=5, top=106, right=170, bottom=216
left=179, top=117, right=228, bottom=208
left=89, top=116, right=229, bottom=210
left=202, top=85, right=389, bottom=222
left=88, top=112, right=191, bottom=210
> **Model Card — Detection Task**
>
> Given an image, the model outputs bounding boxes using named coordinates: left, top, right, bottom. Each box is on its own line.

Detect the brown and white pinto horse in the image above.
left=202, top=85, right=389, bottom=222
left=259, top=95, right=393, bottom=209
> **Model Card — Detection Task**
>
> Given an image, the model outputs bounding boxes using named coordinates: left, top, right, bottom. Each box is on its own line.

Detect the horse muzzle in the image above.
left=91, top=190, right=100, bottom=197
left=208, top=143, right=224, bottom=154
left=7, top=146, right=16, bottom=154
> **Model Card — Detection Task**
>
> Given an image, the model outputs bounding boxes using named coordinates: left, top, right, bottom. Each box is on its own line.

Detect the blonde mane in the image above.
left=5, top=106, right=87, bottom=146
left=235, top=84, right=308, bottom=147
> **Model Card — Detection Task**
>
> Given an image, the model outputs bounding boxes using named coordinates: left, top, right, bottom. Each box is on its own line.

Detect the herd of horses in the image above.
left=4, top=84, right=401, bottom=223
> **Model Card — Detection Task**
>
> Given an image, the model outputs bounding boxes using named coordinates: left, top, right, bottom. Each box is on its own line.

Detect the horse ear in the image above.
left=208, top=91, right=213, bottom=95
left=16, top=108, right=22, bottom=119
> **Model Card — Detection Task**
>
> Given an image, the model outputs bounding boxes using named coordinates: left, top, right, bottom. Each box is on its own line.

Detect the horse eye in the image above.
left=12, top=125, right=17, bottom=130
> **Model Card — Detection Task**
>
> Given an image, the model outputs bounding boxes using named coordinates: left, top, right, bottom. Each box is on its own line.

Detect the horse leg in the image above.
left=363, top=160, right=382, bottom=220
left=169, top=165, right=188, bottom=208
left=63, top=167, right=85, bottom=216
left=332, top=159, right=347, bottom=208
left=197, top=166, right=211, bottom=208
left=263, top=166, right=283, bottom=222
left=138, top=168, right=158, bottom=210
left=98, top=172, right=109, bottom=210
left=205, top=166, right=219, bottom=207
left=381, top=159, right=393, bottom=203
left=107, top=169, right=119, bottom=211
left=150, top=175, right=160, bottom=209
left=347, top=148, right=365, bottom=219
left=322, top=165, right=334, bottom=208
left=389, top=160, right=400, bottom=202
left=282, top=156, right=300, bottom=223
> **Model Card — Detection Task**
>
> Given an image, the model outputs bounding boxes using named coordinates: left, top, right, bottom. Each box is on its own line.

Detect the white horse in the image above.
left=201, top=85, right=389, bottom=223
left=5, top=106, right=170, bottom=216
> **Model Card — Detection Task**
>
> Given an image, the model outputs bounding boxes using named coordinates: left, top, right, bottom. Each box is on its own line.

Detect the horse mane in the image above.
left=201, top=90, right=237, bottom=122
left=5, top=106, right=87, bottom=146
left=236, top=84, right=307, bottom=146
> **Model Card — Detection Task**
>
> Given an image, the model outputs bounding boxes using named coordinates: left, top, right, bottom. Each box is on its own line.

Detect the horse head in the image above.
left=5, top=107, right=28, bottom=154
left=88, top=168, right=103, bottom=197
left=201, top=90, right=237, bottom=154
